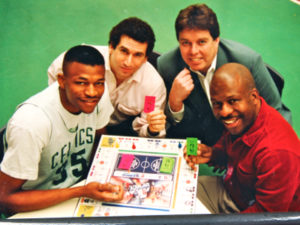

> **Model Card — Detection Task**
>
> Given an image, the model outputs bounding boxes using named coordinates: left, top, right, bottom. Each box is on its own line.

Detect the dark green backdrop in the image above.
left=1, top=0, right=299, bottom=136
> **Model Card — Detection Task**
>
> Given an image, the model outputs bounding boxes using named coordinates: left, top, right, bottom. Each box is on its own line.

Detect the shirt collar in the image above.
left=189, top=56, right=217, bottom=106
left=190, top=55, right=217, bottom=79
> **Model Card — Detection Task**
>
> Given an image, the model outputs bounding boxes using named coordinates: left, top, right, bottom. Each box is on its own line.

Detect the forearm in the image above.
left=168, top=96, right=184, bottom=112
left=0, top=185, right=85, bottom=214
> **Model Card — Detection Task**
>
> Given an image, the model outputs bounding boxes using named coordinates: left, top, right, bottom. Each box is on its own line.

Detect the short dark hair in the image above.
left=109, top=17, right=155, bottom=57
left=62, top=45, right=105, bottom=74
left=175, top=4, right=220, bottom=40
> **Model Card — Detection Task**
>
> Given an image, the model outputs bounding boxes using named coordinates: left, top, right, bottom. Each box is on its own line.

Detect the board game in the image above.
left=74, top=135, right=199, bottom=217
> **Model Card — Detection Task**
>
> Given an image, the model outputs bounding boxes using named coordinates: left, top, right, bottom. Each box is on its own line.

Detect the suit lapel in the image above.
left=184, top=71, right=213, bottom=117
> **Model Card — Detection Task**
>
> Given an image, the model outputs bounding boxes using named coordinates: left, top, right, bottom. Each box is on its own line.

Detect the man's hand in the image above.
left=84, top=182, right=124, bottom=202
left=147, top=109, right=166, bottom=133
left=183, top=144, right=213, bottom=170
left=169, top=68, right=194, bottom=112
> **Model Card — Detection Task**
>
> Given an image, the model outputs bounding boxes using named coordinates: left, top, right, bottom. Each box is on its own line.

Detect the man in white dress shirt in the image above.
left=48, top=17, right=167, bottom=138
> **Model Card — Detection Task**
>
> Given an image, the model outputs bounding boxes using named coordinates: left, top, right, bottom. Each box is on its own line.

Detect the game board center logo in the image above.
left=151, top=158, right=162, bottom=172
left=141, top=160, right=150, bottom=170
left=130, top=158, right=140, bottom=170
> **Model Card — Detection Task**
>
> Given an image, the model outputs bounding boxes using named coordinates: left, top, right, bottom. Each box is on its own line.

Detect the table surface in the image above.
left=10, top=180, right=210, bottom=219
left=10, top=135, right=211, bottom=219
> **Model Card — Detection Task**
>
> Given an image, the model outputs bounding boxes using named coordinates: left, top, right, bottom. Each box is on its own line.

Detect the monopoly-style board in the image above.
left=74, top=135, right=198, bottom=217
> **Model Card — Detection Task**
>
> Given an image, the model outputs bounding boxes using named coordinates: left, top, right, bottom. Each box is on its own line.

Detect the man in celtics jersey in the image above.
left=0, top=45, right=123, bottom=215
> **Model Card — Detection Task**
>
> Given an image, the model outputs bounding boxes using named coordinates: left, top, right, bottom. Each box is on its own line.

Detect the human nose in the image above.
left=124, top=54, right=133, bottom=66
left=190, top=43, right=199, bottom=55
left=219, top=103, right=233, bottom=118
left=85, top=84, right=97, bottom=97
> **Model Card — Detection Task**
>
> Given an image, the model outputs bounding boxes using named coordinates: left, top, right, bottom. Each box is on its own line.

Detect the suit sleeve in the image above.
left=250, top=56, right=281, bottom=110
left=250, top=55, right=292, bottom=123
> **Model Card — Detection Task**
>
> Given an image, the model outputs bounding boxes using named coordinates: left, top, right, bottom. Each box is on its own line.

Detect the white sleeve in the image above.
left=1, top=105, right=51, bottom=180
left=95, top=82, right=114, bottom=130
left=168, top=102, right=184, bottom=123
left=47, top=51, right=66, bottom=86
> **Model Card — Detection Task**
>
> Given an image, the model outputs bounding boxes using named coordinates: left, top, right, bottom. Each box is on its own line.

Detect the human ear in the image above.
left=109, top=44, right=114, bottom=54
left=57, top=73, right=66, bottom=89
left=214, top=36, right=220, bottom=44
left=250, top=88, right=260, bottom=103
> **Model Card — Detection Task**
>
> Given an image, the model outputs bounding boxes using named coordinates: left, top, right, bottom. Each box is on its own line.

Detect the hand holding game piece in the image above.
left=186, top=137, right=198, bottom=156
left=183, top=143, right=213, bottom=170
left=147, top=109, right=166, bottom=133
left=84, top=182, right=124, bottom=202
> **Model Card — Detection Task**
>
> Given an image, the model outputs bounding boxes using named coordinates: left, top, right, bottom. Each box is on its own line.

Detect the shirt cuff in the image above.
left=168, top=102, right=184, bottom=123
left=147, top=126, right=159, bottom=136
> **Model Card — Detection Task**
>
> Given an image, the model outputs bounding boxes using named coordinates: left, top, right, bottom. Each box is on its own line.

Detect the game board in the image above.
left=74, top=135, right=198, bottom=217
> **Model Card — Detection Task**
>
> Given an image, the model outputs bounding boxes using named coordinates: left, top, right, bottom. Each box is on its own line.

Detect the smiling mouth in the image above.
left=222, top=117, right=240, bottom=127
left=189, top=57, right=203, bottom=62
left=121, top=67, right=133, bottom=72
left=80, top=99, right=99, bottom=104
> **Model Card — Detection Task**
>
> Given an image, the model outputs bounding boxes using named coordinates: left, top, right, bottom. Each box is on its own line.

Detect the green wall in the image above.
left=1, top=0, right=299, bottom=135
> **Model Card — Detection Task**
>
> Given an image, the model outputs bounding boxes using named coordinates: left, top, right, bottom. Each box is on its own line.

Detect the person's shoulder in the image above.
left=26, top=82, right=58, bottom=105
left=219, top=38, right=260, bottom=56
left=13, top=83, right=60, bottom=127
left=9, top=103, right=52, bottom=135
left=254, top=99, right=300, bottom=154
left=157, top=47, right=185, bottom=78
left=217, top=38, right=262, bottom=68
left=139, top=62, right=165, bottom=85
left=265, top=105, right=298, bottom=141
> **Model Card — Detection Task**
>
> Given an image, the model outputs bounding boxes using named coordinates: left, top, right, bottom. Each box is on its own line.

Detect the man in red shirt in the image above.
left=185, top=63, right=300, bottom=213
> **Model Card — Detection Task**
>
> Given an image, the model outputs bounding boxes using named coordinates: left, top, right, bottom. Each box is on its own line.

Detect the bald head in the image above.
left=211, top=63, right=256, bottom=95
left=210, top=63, right=261, bottom=136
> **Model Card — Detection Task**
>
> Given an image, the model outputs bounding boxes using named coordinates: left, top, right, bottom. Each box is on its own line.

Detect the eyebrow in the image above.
left=75, top=76, right=105, bottom=82
left=119, top=45, right=145, bottom=55
left=179, top=38, right=189, bottom=41
left=119, top=46, right=129, bottom=50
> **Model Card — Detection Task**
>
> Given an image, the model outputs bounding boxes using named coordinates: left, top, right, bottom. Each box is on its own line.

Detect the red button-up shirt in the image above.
left=211, top=98, right=300, bottom=212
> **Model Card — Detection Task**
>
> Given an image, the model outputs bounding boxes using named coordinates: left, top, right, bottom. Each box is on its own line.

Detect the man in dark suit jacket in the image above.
left=157, top=3, right=291, bottom=146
